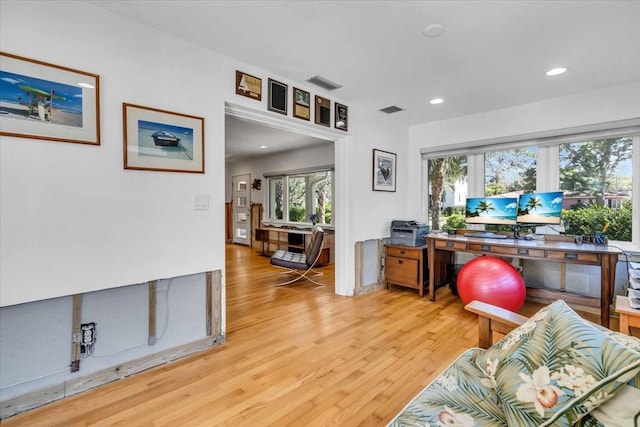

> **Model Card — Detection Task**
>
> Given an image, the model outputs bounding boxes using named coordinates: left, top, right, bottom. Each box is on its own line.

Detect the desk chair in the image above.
left=270, top=226, right=325, bottom=287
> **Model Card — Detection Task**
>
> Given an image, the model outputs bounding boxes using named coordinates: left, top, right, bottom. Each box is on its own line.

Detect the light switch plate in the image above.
left=193, top=194, right=209, bottom=210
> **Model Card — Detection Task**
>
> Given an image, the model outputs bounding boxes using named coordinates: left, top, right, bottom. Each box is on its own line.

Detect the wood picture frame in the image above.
left=292, top=87, right=310, bottom=121
left=335, top=102, right=348, bottom=131
left=235, top=70, right=262, bottom=101
left=267, top=78, right=287, bottom=115
left=372, top=149, right=397, bottom=192
left=0, top=51, right=100, bottom=145
left=123, top=103, right=204, bottom=174
left=314, top=95, right=330, bottom=127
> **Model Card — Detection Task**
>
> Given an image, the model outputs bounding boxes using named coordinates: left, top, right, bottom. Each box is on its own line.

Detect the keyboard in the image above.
left=463, top=232, right=508, bottom=239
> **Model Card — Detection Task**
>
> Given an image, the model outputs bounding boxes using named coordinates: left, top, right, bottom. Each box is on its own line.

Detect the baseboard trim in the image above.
left=1, top=334, right=225, bottom=420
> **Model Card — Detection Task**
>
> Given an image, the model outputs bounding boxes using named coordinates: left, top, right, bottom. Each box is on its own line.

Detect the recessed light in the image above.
left=78, top=82, right=95, bottom=89
left=259, top=145, right=267, bottom=149
left=430, top=98, right=444, bottom=105
left=423, top=23, right=446, bottom=38
left=545, top=67, right=567, bottom=76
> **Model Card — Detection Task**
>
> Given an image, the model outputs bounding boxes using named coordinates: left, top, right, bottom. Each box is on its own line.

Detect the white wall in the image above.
left=0, top=1, right=225, bottom=306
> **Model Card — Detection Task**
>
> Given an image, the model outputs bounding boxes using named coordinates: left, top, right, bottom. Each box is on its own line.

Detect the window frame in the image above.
left=265, top=168, right=334, bottom=227
left=422, top=122, right=639, bottom=245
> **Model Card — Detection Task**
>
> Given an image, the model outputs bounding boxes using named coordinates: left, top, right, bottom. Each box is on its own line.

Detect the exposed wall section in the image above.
left=0, top=271, right=222, bottom=419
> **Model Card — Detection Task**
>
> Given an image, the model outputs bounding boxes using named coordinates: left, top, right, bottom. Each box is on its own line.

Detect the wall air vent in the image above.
left=305, top=75, right=342, bottom=91
left=379, top=105, right=404, bottom=114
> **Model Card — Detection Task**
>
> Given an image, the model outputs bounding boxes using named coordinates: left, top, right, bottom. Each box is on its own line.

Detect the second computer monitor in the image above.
left=516, top=191, right=564, bottom=225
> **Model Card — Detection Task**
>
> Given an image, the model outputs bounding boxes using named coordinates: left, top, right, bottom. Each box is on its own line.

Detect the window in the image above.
left=423, top=127, right=639, bottom=244
left=484, top=147, right=536, bottom=196
left=267, top=170, right=333, bottom=225
left=427, top=155, right=467, bottom=231
left=559, top=137, right=633, bottom=242
left=269, top=177, right=284, bottom=220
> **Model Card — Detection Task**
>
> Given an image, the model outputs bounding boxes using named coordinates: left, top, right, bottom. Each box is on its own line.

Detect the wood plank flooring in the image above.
left=3, top=244, right=594, bottom=426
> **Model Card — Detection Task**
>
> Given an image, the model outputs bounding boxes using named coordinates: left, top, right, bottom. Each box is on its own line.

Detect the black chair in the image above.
left=270, top=226, right=326, bottom=287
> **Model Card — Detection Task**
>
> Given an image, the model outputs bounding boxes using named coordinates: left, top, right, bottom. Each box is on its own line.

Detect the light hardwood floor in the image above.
left=3, top=244, right=597, bottom=426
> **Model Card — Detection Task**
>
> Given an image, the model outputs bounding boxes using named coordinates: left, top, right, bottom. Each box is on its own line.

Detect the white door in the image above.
left=232, top=174, right=251, bottom=245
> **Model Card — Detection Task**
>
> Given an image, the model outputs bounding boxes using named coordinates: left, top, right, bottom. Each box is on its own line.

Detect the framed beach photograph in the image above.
left=335, top=102, right=348, bottom=131
left=267, top=78, right=287, bottom=115
left=123, top=103, right=204, bottom=173
left=293, top=87, right=310, bottom=120
left=235, top=70, right=262, bottom=101
left=0, top=52, right=100, bottom=145
left=372, top=149, right=396, bottom=192
left=314, top=95, right=330, bottom=127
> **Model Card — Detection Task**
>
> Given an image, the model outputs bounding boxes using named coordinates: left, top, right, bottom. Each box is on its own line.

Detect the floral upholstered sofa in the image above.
left=388, top=299, right=640, bottom=426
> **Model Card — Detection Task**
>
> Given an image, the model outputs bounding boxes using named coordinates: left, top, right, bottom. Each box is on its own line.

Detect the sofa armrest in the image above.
left=464, top=300, right=528, bottom=349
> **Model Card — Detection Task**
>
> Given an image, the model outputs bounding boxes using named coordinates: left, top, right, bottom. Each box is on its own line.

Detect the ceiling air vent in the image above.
left=305, top=75, right=342, bottom=91
left=379, top=105, right=404, bottom=114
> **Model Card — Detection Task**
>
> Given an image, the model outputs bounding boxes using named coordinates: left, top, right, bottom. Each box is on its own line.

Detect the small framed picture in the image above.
left=372, top=149, right=397, bottom=192
left=314, top=95, right=330, bottom=127
left=335, top=102, right=348, bottom=131
left=235, top=70, right=262, bottom=101
left=267, top=78, right=287, bottom=115
left=123, top=103, right=204, bottom=174
left=0, top=51, right=100, bottom=145
left=293, top=87, right=310, bottom=121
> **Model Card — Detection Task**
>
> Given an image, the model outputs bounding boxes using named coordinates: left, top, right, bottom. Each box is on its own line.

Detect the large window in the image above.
left=427, top=156, right=467, bottom=231
left=268, top=170, right=333, bottom=225
left=424, top=129, right=638, bottom=244
left=559, top=137, right=633, bottom=242
left=484, top=148, right=536, bottom=196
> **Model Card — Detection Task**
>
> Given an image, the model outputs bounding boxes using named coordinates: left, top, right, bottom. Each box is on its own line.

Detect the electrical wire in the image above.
left=89, top=278, right=172, bottom=359
left=0, top=367, right=70, bottom=390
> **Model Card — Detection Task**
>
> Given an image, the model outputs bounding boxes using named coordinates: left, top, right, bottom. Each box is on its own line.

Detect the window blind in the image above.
left=263, top=164, right=334, bottom=178
left=420, top=118, right=640, bottom=159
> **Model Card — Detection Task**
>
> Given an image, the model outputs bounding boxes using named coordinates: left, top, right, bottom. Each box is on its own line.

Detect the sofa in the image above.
left=388, top=299, right=640, bottom=426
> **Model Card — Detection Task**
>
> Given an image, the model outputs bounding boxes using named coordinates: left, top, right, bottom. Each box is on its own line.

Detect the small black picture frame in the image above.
left=335, top=102, right=348, bottom=131
left=315, top=95, right=330, bottom=127
left=268, top=78, right=288, bottom=115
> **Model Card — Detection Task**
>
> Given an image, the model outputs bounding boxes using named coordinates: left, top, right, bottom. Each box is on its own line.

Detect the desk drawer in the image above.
left=434, top=240, right=467, bottom=251
left=467, top=244, right=545, bottom=258
left=385, top=256, right=419, bottom=285
left=386, top=246, right=421, bottom=260
left=469, top=244, right=517, bottom=255
left=547, top=251, right=600, bottom=264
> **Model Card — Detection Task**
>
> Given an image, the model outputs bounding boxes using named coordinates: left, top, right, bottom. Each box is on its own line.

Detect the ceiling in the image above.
left=90, top=1, right=640, bottom=158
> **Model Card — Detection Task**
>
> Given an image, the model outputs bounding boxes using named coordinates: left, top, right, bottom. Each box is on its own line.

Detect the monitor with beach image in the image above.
left=516, top=191, right=564, bottom=225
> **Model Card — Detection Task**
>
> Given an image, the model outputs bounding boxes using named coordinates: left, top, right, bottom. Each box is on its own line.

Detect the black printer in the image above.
left=390, top=220, right=430, bottom=246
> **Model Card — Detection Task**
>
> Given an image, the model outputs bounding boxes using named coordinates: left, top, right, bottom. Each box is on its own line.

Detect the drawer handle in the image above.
left=398, top=260, right=404, bottom=264
left=481, top=245, right=490, bottom=251
left=400, top=250, right=405, bottom=255
left=518, top=249, right=529, bottom=255
left=446, top=242, right=454, bottom=248
left=564, top=253, right=578, bottom=260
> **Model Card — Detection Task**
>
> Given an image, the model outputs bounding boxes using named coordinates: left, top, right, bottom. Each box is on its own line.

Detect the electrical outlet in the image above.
left=81, top=322, right=97, bottom=346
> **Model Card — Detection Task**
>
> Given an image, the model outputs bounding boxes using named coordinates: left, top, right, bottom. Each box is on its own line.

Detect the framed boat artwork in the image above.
left=0, top=51, right=100, bottom=145
left=123, top=103, right=205, bottom=173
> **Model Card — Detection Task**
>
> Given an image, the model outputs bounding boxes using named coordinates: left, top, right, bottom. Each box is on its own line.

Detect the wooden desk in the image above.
left=615, top=295, right=640, bottom=335
left=427, top=234, right=620, bottom=327
left=254, top=226, right=331, bottom=265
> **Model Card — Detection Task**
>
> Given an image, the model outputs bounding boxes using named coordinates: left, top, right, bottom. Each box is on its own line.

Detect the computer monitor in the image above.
left=516, top=191, right=564, bottom=225
left=464, top=197, right=518, bottom=226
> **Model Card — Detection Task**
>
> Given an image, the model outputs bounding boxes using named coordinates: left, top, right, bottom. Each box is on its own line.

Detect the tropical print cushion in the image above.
left=475, top=299, right=640, bottom=427
left=388, top=348, right=508, bottom=426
